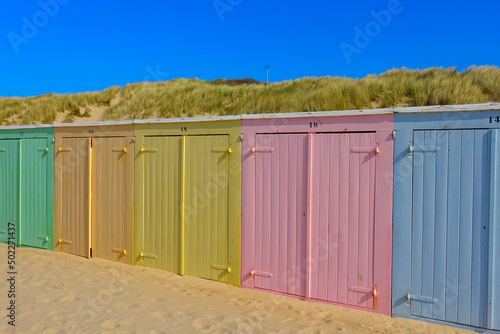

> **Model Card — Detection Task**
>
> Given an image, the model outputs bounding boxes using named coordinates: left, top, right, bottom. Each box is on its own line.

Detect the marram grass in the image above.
left=1, top=66, right=499, bottom=125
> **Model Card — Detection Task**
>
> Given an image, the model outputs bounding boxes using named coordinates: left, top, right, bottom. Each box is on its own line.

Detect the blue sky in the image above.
left=1, top=0, right=499, bottom=97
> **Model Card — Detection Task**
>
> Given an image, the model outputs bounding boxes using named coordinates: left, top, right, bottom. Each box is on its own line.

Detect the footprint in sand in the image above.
left=244, top=300, right=267, bottom=308
left=193, top=318, right=217, bottom=333
left=249, top=310, right=269, bottom=322
left=206, top=313, right=221, bottom=321
left=313, top=311, right=330, bottom=319
left=59, top=295, right=80, bottom=303
left=320, top=318, right=334, bottom=325
left=198, top=289, right=213, bottom=297
left=49, top=313, right=67, bottom=324
left=152, top=311, right=167, bottom=319
left=227, top=299, right=243, bottom=307
left=38, top=297, right=57, bottom=304
left=153, top=310, right=186, bottom=322
left=29, top=279, right=45, bottom=287
left=102, top=319, right=120, bottom=329
left=148, top=296, right=167, bottom=303
left=40, top=328, right=64, bottom=334
left=113, top=301, right=132, bottom=309
left=163, top=283, right=182, bottom=292
left=49, top=282, right=65, bottom=290
left=172, top=311, right=185, bottom=318
left=174, top=288, right=194, bottom=297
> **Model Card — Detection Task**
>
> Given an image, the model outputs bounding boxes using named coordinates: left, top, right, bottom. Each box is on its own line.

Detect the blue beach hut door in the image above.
left=409, top=129, right=492, bottom=329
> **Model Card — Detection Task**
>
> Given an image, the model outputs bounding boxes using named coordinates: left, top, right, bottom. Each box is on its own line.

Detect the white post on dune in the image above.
left=265, top=65, right=270, bottom=90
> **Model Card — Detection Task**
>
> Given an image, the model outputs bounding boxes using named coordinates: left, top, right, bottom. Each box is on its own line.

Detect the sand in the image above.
left=53, top=105, right=109, bottom=124
left=0, top=244, right=472, bottom=334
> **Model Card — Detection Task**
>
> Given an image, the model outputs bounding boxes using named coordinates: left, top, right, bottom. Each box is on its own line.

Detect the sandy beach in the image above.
left=0, top=244, right=472, bottom=334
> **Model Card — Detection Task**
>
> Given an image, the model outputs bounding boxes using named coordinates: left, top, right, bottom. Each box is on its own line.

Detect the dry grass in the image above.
left=1, top=66, right=499, bottom=125
left=0, top=86, right=120, bottom=125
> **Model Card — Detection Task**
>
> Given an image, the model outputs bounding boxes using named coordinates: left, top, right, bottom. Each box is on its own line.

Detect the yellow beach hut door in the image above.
left=142, top=136, right=183, bottom=273
left=141, top=135, right=230, bottom=283
left=185, top=135, right=230, bottom=283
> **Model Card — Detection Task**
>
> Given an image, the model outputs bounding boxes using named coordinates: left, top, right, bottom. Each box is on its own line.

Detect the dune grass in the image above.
left=1, top=66, right=499, bottom=125
left=0, top=86, right=120, bottom=125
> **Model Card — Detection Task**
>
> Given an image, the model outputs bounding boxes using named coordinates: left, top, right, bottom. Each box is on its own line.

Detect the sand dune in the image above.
left=0, top=244, right=471, bottom=334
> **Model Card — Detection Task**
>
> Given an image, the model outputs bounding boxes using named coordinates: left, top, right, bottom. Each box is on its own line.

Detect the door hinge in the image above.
left=112, top=147, right=128, bottom=153
left=351, top=146, right=381, bottom=155
left=58, top=238, right=72, bottom=245
left=0, top=149, right=6, bottom=152
left=250, top=269, right=273, bottom=278
left=58, top=147, right=72, bottom=153
left=212, top=147, right=233, bottom=154
left=349, top=286, right=378, bottom=296
left=0, top=230, right=6, bottom=234
left=211, top=264, right=232, bottom=273
left=140, top=252, right=157, bottom=259
left=112, top=247, right=128, bottom=255
left=37, top=235, right=49, bottom=242
left=406, top=291, right=437, bottom=303
left=408, top=144, right=440, bottom=153
left=251, top=147, right=274, bottom=153
left=37, top=147, right=50, bottom=152
left=140, top=147, right=158, bottom=153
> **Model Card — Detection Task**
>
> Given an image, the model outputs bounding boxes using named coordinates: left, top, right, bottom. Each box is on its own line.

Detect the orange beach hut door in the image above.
left=91, top=137, right=133, bottom=264
left=56, top=136, right=133, bottom=263
left=58, top=138, right=91, bottom=257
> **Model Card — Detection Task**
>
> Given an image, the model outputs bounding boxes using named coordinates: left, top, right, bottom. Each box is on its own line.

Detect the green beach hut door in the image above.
left=0, top=140, right=20, bottom=244
left=20, top=138, right=52, bottom=249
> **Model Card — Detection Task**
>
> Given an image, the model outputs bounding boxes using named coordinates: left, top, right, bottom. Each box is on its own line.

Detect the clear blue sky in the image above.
left=1, top=0, right=499, bottom=97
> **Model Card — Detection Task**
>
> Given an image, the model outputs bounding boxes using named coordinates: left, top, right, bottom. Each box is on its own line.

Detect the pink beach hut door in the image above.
left=308, top=132, right=376, bottom=309
left=253, top=133, right=309, bottom=297
left=253, top=132, right=377, bottom=310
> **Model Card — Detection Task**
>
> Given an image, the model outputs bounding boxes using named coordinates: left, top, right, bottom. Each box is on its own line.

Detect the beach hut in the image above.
left=0, top=126, right=54, bottom=250
left=241, top=110, right=394, bottom=315
left=134, top=117, right=242, bottom=287
left=392, top=104, right=500, bottom=331
left=54, top=122, right=135, bottom=264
